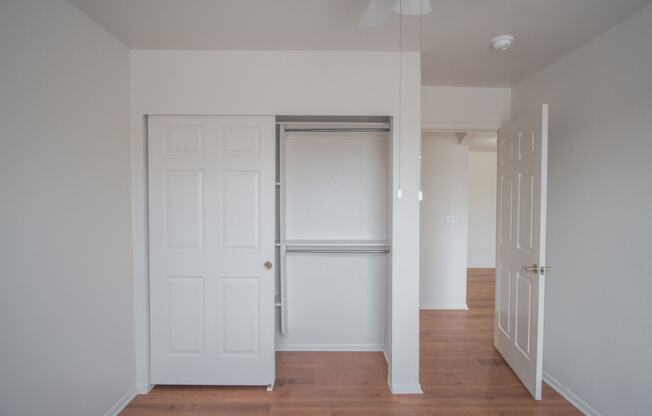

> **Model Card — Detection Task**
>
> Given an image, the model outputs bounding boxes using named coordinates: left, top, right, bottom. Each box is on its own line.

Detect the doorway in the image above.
left=419, top=130, right=498, bottom=311
left=420, top=105, right=550, bottom=400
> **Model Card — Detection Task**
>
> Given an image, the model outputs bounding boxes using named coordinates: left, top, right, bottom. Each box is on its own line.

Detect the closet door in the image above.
left=148, top=115, right=275, bottom=386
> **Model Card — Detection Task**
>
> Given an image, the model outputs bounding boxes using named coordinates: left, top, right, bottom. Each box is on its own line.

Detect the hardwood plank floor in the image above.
left=122, top=270, right=579, bottom=415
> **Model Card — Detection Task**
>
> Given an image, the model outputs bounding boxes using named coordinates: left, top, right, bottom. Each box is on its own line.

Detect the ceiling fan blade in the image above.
left=360, top=0, right=396, bottom=27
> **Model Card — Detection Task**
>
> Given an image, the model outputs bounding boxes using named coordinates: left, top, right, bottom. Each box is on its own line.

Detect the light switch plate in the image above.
left=445, top=215, right=458, bottom=224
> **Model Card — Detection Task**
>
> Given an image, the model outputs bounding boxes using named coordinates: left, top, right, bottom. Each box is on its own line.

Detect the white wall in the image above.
left=512, top=5, right=652, bottom=415
left=468, top=151, right=497, bottom=268
left=422, top=86, right=510, bottom=131
left=0, top=1, right=134, bottom=415
left=130, top=50, right=422, bottom=393
left=420, top=134, right=469, bottom=309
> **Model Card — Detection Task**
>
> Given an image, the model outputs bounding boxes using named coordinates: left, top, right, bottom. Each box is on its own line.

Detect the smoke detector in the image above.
left=490, top=35, right=514, bottom=51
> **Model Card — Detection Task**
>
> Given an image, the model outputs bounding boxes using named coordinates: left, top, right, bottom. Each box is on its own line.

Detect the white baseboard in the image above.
left=420, top=304, right=469, bottom=310
left=104, top=386, right=137, bottom=416
left=543, top=371, right=602, bottom=416
left=390, top=382, right=423, bottom=395
left=136, top=383, right=154, bottom=395
left=383, top=349, right=392, bottom=392
left=276, top=343, right=384, bottom=352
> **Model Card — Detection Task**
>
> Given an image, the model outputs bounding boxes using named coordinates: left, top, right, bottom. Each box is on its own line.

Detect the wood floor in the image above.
left=122, top=269, right=579, bottom=415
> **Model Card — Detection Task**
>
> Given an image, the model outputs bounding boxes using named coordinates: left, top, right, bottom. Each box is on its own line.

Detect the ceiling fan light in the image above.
left=393, top=0, right=432, bottom=16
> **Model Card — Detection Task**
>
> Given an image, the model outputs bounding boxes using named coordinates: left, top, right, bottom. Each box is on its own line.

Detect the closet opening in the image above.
left=274, top=116, right=393, bottom=361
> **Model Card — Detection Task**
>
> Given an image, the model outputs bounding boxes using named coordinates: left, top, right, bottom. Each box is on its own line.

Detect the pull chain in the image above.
left=397, top=0, right=403, bottom=199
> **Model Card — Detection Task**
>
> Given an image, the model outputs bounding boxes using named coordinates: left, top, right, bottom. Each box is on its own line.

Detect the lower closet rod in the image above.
left=283, top=128, right=390, bottom=133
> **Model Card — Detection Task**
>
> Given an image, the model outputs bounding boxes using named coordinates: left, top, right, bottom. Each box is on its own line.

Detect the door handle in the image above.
left=523, top=264, right=551, bottom=275
left=264, top=261, right=273, bottom=270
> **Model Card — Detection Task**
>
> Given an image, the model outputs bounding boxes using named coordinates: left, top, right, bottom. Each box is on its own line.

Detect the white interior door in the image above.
left=148, top=115, right=275, bottom=386
left=495, top=105, right=548, bottom=399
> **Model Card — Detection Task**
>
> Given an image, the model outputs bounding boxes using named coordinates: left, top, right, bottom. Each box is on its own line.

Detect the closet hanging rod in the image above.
left=283, top=128, right=390, bottom=133
left=286, top=249, right=390, bottom=254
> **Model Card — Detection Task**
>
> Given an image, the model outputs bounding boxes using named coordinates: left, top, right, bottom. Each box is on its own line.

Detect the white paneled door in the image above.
left=148, top=116, right=275, bottom=386
left=495, top=105, right=549, bottom=399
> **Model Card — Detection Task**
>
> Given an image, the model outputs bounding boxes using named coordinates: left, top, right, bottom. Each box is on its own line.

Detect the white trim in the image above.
left=383, top=348, right=392, bottom=393
left=135, top=370, right=151, bottom=394
left=543, top=371, right=602, bottom=416
left=132, top=114, right=151, bottom=394
left=420, top=304, right=469, bottom=310
left=136, top=383, right=154, bottom=395
left=275, top=343, right=384, bottom=352
left=104, top=387, right=136, bottom=416
left=389, top=383, right=423, bottom=394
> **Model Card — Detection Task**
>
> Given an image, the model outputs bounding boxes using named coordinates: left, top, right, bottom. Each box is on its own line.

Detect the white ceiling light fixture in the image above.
left=360, top=0, right=431, bottom=26
left=490, top=34, right=515, bottom=51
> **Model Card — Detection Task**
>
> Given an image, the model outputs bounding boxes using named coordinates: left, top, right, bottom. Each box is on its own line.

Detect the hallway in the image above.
left=121, top=270, right=579, bottom=415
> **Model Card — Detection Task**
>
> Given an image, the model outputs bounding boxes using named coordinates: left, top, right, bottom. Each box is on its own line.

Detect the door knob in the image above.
left=523, top=264, right=551, bottom=275
left=264, top=261, right=273, bottom=270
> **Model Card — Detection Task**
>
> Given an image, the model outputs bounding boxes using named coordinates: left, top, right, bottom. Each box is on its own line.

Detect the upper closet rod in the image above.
left=286, top=249, right=390, bottom=254
left=283, top=127, right=390, bottom=133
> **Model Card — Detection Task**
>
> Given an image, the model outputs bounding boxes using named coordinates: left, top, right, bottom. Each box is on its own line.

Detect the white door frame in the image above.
left=134, top=111, right=422, bottom=394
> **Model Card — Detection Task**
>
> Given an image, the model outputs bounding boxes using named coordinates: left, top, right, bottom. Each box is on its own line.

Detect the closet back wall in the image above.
left=131, top=50, right=422, bottom=393
left=280, top=130, right=389, bottom=350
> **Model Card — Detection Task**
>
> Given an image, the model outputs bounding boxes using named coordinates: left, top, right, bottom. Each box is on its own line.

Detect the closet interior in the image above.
left=275, top=116, right=393, bottom=352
